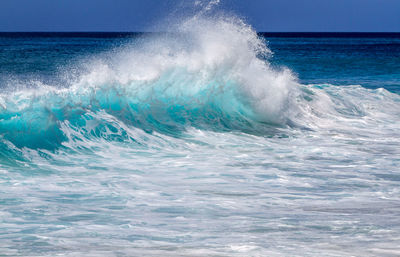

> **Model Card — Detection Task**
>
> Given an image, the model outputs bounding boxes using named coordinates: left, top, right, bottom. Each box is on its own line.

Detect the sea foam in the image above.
left=0, top=13, right=301, bottom=153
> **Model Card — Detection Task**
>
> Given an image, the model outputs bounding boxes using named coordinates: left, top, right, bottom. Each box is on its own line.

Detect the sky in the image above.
left=0, top=0, right=399, bottom=32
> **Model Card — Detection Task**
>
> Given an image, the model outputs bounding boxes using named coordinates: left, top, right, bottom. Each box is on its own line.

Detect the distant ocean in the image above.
left=1, top=16, right=400, bottom=256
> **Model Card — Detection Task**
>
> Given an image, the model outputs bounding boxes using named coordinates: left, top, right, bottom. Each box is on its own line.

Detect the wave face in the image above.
left=0, top=15, right=299, bottom=153
left=1, top=11, right=400, bottom=257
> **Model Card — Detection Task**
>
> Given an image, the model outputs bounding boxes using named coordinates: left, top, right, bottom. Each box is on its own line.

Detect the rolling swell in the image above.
left=0, top=15, right=297, bottom=153
left=0, top=15, right=399, bottom=163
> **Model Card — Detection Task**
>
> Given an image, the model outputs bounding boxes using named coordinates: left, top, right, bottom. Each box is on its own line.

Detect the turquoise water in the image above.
left=0, top=16, right=400, bottom=256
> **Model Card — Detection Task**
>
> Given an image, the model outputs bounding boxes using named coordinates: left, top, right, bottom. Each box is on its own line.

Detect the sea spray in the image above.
left=0, top=13, right=300, bottom=152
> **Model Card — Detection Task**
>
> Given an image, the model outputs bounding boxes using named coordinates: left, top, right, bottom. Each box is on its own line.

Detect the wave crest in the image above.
left=1, top=13, right=399, bottom=158
left=0, top=14, right=299, bottom=151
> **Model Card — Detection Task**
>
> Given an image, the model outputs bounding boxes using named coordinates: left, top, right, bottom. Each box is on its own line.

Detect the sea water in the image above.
left=0, top=14, right=400, bottom=257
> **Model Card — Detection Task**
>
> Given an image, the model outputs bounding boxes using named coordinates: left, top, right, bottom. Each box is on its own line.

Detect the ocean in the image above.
left=0, top=16, right=400, bottom=256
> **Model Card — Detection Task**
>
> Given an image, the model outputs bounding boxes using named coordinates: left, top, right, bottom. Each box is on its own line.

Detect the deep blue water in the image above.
left=0, top=27, right=400, bottom=256
left=265, top=33, right=400, bottom=93
left=1, top=32, right=399, bottom=92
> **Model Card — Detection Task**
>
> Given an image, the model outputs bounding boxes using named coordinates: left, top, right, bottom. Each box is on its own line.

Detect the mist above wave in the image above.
left=0, top=12, right=399, bottom=157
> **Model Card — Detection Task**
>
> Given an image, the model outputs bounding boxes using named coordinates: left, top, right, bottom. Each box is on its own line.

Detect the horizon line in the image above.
left=0, top=31, right=399, bottom=38
left=0, top=31, right=399, bottom=33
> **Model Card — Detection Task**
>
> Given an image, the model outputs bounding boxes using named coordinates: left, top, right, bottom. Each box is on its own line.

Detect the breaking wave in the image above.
left=0, top=13, right=399, bottom=164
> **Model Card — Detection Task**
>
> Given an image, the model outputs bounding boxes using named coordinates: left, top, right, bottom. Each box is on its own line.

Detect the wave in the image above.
left=0, top=13, right=399, bottom=164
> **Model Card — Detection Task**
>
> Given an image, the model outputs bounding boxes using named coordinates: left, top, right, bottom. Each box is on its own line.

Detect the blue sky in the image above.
left=0, top=0, right=399, bottom=32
